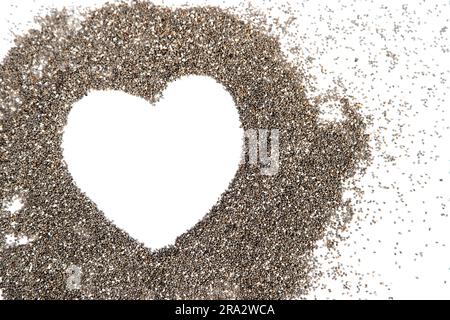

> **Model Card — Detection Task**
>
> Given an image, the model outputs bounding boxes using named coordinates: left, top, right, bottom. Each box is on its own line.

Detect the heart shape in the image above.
left=62, top=75, right=243, bottom=249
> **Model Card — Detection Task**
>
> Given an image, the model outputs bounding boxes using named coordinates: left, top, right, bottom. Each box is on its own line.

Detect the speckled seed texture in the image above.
left=0, top=1, right=370, bottom=299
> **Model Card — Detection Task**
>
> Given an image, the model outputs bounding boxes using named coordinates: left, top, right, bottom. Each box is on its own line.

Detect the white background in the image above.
left=1, top=0, right=449, bottom=299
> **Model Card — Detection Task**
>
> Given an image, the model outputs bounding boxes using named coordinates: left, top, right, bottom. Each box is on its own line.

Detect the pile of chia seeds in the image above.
left=0, top=1, right=370, bottom=299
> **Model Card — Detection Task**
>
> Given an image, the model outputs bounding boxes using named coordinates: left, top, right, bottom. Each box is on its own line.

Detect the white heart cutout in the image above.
left=62, top=75, right=243, bottom=250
